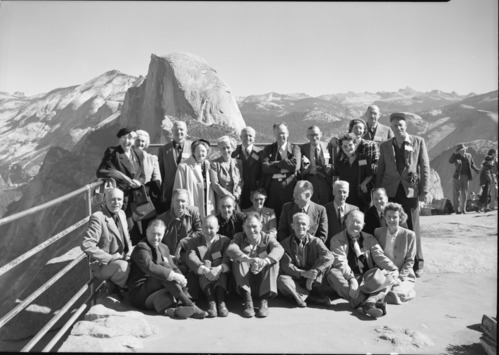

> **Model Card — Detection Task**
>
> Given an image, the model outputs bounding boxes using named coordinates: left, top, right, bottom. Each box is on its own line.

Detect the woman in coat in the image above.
left=173, top=139, right=216, bottom=220
left=135, top=129, right=162, bottom=211
left=210, top=135, right=243, bottom=210
left=374, top=202, right=417, bottom=304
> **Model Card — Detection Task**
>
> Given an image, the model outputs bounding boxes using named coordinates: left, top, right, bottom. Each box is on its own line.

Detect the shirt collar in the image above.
left=333, top=201, right=346, bottom=211
left=294, top=233, right=310, bottom=245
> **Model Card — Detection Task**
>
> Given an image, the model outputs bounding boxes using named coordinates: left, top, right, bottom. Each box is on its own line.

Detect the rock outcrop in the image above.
left=120, top=52, right=245, bottom=143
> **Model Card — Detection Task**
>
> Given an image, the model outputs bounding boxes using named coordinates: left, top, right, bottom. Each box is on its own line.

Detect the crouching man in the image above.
left=328, top=210, right=398, bottom=318
left=127, top=219, right=208, bottom=319
left=81, top=188, right=132, bottom=296
left=278, top=213, right=336, bottom=307
left=226, top=212, right=284, bottom=318
left=186, top=215, right=232, bottom=318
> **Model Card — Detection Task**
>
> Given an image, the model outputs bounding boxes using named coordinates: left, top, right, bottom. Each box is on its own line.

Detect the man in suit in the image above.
left=449, top=143, right=480, bottom=214
left=81, top=188, right=133, bottom=295
left=261, top=122, right=301, bottom=226
left=277, top=180, right=328, bottom=243
left=158, top=121, right=192, bottom=213
left=324, top=180, right=359, bottom=248
left=327, top=210, right=398, bottom=318
left=216, top=195, right=245, bottom=240
left=157, top=188, right=202, bottom=275
left=300, top=126, right=333, bottom=205
left=232, top=126, right=263, bottom=210
left=127, top=219, right=208, bottom=319
left=363, top=187, right=407, bottom=235
left=376, top=112, right=430, bottom=278
left=363, top=105, right=394, bottom=144
left=278, top=213, right=335, bottom=307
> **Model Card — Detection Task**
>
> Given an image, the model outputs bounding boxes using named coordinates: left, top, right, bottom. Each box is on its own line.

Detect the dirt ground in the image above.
left=137, top=210, right=497, bottom=354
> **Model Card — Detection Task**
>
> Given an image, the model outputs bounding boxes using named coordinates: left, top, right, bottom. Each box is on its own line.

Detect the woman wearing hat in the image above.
left=374, top=202, right=417, bottom=304
left=97, top=127, right=146, bottom=243
left=173, top=139, right=216, bottom=219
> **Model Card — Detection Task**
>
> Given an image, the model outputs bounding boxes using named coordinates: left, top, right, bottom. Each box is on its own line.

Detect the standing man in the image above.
left=232, top=126, right=262, bottom=210
left=300, top=126, right=333, bottom=205
left=448, top=143, right=480, bottom=214
left=363, top=105, right=394, bottom=144
left=376, top=112, right=430, bottom=277
left=277, top=180, right=328, bottom=243
left=81, top=188, right=132, bottom=296
left=158, top=121, right=191, bottom=213
left=261, top=122, right=301, bottom=226
left=487, top=148, right=498, bottom=209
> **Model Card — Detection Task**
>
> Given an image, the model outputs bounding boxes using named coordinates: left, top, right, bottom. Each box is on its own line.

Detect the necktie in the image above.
left=154, top=246, right=163, bottom=264
left=352, top=238, right=364, bottom=273
left=337, top=207, right=343, bottom=224
left=176, top=143, right=183, bottom=165
left=301, top=207, right=306, bottom=213
left=379, top=211, right=386, bottom=227
left=315, top=146, right=321, bottom=165
left=113, top=214, right=128, bottom=254
left=297, top=241, right=305, bottom=267
left=246, top=147, right=251, bottom=158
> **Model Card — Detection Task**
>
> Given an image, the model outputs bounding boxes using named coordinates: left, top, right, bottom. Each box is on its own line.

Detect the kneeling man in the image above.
left=227, top=212, right=284, bottom=318
left=278, top=212, right=335, bottom=307
left=81, top=188, right=132, bottom=294
left=127, top=219, right=208, bottom=319
left=328, top=210, right=398, bottom=318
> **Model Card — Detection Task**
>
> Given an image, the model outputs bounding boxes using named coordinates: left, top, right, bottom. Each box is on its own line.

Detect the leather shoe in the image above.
left=361, top=301, right=383, bottom=318
left=217, top=302, right=229, bottom=317
left=243, top=301, right=255, bottom=318
left=207, top=301, right=217, bottom=318
left=256, top=299, right=269, bottom=318
left=190, top=305, right=208, bottom=319
left=166, top=305, right=196, bottom=319
left=308, top=294, right=332, bottom=306
left=375, top=300, right=387, bottom=316
left=414, top=259, right=424, bottom=278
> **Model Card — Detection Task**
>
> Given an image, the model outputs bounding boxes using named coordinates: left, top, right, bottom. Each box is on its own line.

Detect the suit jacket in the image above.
left=127, top=240, right=180, bottom=295
left=81, top=206, right=132, bottom=264
left=173, top=156, right=216, bottom=219
left=376, top=135, right=430, bottom=198
left=277, top=201, right=328, bottom=242
left=363, top=123, right=394, bottom=144
left=210, top=156, right=243, bottom=206
left=362, top=205, right=408, bottom=235
left=142, top=151, right=161, bottom=183
left=299, top=142, right=333, bottom=180
left=227, top=231, right=284, bottom=264
left=261, top=142, right=301, bottom=191
left=158, top=140, right=192, bottom=208
left=185, top=234, right=231, bottom=273
left=216, top=212, right=245, bottom=240
left=449, top=152, right=480, bottom=180
left=157, top=205, right=202, bottom=256
left=374, top=226, right=416, bottom=281
left=242, top=206, right=277, bottom=238
left=330, top=230, right=397, bottom=281
left=280, top=233, right=334, bottom=284
left=96, top=145, right=145, bottom=195
left=232, top=145, right=263, bottom=209
left=324, top=202, right=358, bottom=247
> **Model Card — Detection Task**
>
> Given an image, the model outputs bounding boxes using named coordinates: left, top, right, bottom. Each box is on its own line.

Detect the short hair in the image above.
left=273, top=122, right=288, bottom=131
left=241, top=126, right=256, bottom=135
left=307, top=125, right=321, bottom=132
left=383, top=202, right=408, bottom=225
left=294, top=180, right=314, bottom=196
left=333, top=180, right=349, bottom=191
left=250, top=187, right=268, bottom=200
left=348, top=118, right=367, bottom=133
left=217, top=135, right=237, bottom=150
left=338, top=132, right=360, bottom=148
left=147, top=218, right=166, bottom=231
left=292, top=212, right=310, bottom=224
left=191, top=139, right=211, bottom=154
left=220, top=195, right=236, bottom=206
left=345, top=210, right=365, bottom=224
left=135, top=130, right=150, bottom=148
left=487, top=148, right=497, bottom=155
left=173, top=120, right=187, bottom=129
left=105, top=187, right=124, bottom=199
left=366, top=105, right=380, bottom=114
left=371, top=187, right=387, bottom=198
left=243, top=211, right=262, bottom=225
left=173, top=188, right=189, bottom=200
left=203, top=214, right=219, bottom=226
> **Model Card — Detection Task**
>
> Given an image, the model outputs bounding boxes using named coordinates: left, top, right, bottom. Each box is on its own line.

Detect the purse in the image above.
left=130, top=185, right=156, bottom=221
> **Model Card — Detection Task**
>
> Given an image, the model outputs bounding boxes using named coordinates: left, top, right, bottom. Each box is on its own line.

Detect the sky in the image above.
left=0, top=0, right=497, bottom=97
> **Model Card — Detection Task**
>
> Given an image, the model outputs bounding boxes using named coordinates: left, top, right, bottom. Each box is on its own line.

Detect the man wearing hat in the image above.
left=375, top=112, right=429, bottom=278
left=363, top=105, right=394, bottom=145
left=449, top=143, right=480, bottom=214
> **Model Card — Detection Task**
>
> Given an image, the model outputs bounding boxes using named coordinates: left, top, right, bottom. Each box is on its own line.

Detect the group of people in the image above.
left=81, top=104, right=431, bottom=320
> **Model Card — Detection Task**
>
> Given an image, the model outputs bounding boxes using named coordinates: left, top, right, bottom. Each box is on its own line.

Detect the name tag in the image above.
left=259, top=251, right=268, bottom=258
left=252, top=153, right=260, bottom=161
left=359, top=159, right=367, bottom=166
left=405, top=145, right=413, bottom=152
left=212, top=251, right=222, bottom=259
left=323, top=152, right=330, bottom=159
left=407, top=187, right=415, bottom=198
